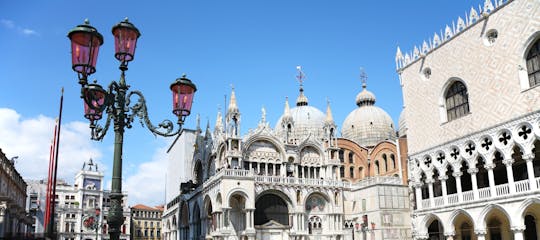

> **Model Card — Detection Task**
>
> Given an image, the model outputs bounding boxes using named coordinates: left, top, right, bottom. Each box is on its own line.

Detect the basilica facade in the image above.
left=162, top=75, right=410, bottom=240
left=397, top=0, right=540, bottom=239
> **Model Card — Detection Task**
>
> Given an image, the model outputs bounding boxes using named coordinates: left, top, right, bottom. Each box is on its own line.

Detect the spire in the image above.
left=325, top=98, right=334, bottom=125
left=260, top=106, right=266, bottom=123
left=196, top=113, right=201, bottom=133
left=228, top=85, right=239, bottom=113
left=215, top=107, right=223, bottom=131
left=295, top=66, right=308, bottom=106
left=205, top=119, right=211, bottom=139
left=284, top=97, right=291, bottom=117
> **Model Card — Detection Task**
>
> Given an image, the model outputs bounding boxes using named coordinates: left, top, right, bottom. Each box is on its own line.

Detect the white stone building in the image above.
left=396, top=0, right=540, bottom=239
left=27, top=158, right=131, bottom=240
left=162, top=73, right=411, bottom=240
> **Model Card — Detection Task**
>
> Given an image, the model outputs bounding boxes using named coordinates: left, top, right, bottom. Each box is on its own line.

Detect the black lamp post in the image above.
left=68, top=18, right=196, bottom=240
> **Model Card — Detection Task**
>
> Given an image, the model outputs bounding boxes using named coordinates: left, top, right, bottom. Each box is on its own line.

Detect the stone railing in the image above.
left=418, top=177, right=540, bottom=212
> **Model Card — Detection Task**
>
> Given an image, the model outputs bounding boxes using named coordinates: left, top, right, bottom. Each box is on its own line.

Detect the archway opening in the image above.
left=533, top=140, right=540, bottom=177
left=460, top=161, right=472, bottom=192
left=193, top=203, right=202, bottom=240
left=522, top=201, right=540, bottom=240
left=493, top=151, right=508, bottom=185
left=525, top=215, right=537, bottom=240
left=433, top=169, right=442, bottom=197
left=427, top=219, right=444, bottom=240
left=485, top=209, right=511, bottom=240
left=446, top=165, right=457, bottom=194
left=453, top=212, right=474, bottom=240
left=512, top=146, right=528, bottom=181
left=476, top=157, right=489, bottom=189
left=255, top=194, right=289, bottom=226
left=230, top=194, right=247, bottom=233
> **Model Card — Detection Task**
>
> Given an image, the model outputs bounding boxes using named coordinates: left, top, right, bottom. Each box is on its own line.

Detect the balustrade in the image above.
left=421, top=199, right=431, bottom=209
left=478, top=187, right=491, bottom=199
left=515, top=179, right=531, bottom=193
left=447, top=194, right=459, bottom=204
left=495, top=184, right=510, bottom=196
left=462, top=190, right=474, bottom=202
left=433, top=196, right=444, bottom=206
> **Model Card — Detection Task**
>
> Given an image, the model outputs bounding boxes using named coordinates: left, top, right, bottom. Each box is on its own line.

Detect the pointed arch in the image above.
left=477, top=204, right=513, bottom=229
left=439, top=78, right=470, bottom=123
left=448, top=209, right=475, bottom=231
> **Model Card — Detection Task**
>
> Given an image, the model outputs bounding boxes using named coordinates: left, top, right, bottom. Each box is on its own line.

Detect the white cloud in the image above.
left=124, top=140, right=170, bottom=207
left=0, top=108, right=103, bottom=182
left=22, top=28, right=38, bottom=36
left=0, top=19, right=39, bottom=36
left=1, top=19, right=15, bottom=29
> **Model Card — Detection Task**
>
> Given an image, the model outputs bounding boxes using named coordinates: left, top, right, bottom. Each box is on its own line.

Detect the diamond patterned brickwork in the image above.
left=400, top=0, right=540, bottom=155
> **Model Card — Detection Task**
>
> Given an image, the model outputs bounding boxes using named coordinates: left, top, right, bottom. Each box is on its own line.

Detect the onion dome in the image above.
left=276, top=73, right=326, bottom=140
left=342, top=74, right=395, bottom=147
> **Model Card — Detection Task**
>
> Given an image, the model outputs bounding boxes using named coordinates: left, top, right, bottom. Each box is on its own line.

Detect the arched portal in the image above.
left=452, top=211, right=475, bottom=240
left=485, top=208, right=511, bottom=240
left=427, top=219, right=444, bottom=240
left=229, top=194, right=247, bottom=234
left=255, top=194, right=289, bottom=226
left=193, top=203, right=202, bottom=240
left=519, top=199, right=540, bottom=240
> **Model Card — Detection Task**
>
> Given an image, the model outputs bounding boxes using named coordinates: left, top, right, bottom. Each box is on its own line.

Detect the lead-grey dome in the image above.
left=275, top=88, right=326, bottom=140
left=342, top=84, right=395, bottom=147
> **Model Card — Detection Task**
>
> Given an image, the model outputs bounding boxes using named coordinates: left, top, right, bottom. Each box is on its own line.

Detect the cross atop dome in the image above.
left=360, top=67, right=368, bottom=89
left=296, top=66, right=309, bottom=106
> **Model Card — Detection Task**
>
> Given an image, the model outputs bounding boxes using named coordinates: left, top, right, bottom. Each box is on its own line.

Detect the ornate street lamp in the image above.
left=68, top=18, right=196, bottom=240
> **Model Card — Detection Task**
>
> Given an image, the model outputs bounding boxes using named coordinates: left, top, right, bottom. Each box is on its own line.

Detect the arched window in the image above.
left=348, top=152, right=354, bottom=163
left=445, top=81, right=469, bottom=121
left=526, top=39, right=540, bottom=87
left=374, top=161, right=380, bottom=175
left=349, top=166, right=354, bottom=178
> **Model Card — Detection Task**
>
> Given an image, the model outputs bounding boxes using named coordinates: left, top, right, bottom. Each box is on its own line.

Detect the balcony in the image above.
left=417, top=177, right=540, bottom=211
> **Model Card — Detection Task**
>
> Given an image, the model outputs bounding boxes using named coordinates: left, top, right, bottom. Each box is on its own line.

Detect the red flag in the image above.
left=45, top=88, right=63, bottom=237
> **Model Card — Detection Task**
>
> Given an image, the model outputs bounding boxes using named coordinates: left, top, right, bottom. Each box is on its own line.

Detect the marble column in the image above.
left=504, top=159, right=516, bottom=194
left=512, top=226, right=525, bottom=240
left=439, top=176, right=448, bottom=204
left=453, top=171, right=463, bottom=202
left=427, top=179, right=435, bottom=208
left=414, top=184, right=423, bottom=210
left=468, top=168, right=479, bottom=200
left=485, top=163, right=496, bottom=197
left=524, top=155, right=537, bottom=190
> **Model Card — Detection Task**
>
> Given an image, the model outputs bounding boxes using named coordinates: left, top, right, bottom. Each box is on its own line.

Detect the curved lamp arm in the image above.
left=126, top=90, right=183, bottom=137
left=90, top=110, right=113, bottom=141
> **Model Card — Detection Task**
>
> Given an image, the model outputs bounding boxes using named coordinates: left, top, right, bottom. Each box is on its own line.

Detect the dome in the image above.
left=341, top=81, right=395, bottom=147
left=398, top=108, right=407, bottom=137
left=355, top=88, right=376, bottom=106
left=276, top=105, right=326, bottom=139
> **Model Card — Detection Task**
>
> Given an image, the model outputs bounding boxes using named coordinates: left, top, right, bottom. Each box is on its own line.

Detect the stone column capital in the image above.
left=523, top=154, right=534, bottom=162
left=467, top=168, right=478, bottom=175
left=503, top=158, right=515, bottom=166
left=484, top=163, right=495, bottom=170
left=438, top=175, right=448, bottom=181
left=474, top=229, right=487, bottom=236
left=452, top=171, right=463, bottom=178
left=511, top=225, right=526, bottom=232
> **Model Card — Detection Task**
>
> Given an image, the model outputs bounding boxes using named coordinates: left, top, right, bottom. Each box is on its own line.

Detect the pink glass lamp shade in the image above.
left=83, top=83, right=107, bottom=121
left=170, top=75, right=197, bottom=120
left=112, top=18, right=140, bottom=63
left=68, top=19, right=103, bottom=76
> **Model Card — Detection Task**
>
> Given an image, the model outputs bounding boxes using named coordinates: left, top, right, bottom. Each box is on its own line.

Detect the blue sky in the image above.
left=0, top=1, right=482, bottom=205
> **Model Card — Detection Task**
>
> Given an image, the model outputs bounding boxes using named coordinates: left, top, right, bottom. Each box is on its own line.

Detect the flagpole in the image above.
left=46, top=87, right=64, bottom=239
